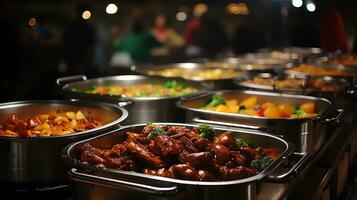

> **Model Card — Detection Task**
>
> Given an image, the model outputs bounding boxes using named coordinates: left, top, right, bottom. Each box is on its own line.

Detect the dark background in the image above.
left=0, top=0, right=356, bottom=102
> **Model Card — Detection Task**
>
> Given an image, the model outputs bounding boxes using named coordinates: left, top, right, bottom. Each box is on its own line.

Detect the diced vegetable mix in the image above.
left=70, top=81, right=197, bottom=98
left=202, top=95, right=318, bottom=118
left=0, top=111, right=102, bottom=137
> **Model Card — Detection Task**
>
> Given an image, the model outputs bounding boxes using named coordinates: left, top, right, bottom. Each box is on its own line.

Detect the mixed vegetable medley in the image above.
left=201, top=95, right=318, bottom=118
left=0, top=111, right=102, bottom=137
left=147, top=68, right=241, bottom=80
left=70, top=81, right=197, bottom=98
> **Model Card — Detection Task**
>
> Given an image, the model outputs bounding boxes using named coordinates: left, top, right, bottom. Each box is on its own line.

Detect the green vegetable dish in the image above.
left=69, top=81, right=198, bottom=98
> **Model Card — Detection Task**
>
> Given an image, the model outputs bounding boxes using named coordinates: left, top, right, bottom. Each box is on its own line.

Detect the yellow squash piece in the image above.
left=264, top=107, right=280, bottom=118
left=240, top=96, right=258, bottom=110
left=261, top=102, right=276, bottom=110
left=300, top=102, right=315, bottom=114
left=277, top=104, right=293, bottom=117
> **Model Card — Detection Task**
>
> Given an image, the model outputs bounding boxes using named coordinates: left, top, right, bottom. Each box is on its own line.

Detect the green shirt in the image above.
left=114, top=31, right=162, bottom=63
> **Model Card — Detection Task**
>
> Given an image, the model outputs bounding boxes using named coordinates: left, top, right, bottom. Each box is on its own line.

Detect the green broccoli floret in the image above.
left=236, top=138, right=248, bottom=147
left=148, top=127, right=166, bottom=139
left=206, top=95, right=225, bottom=107
left=164, top=80, right=182, bottom=89
left=250, top=156, right=274, bottom=171
left=108, top=86, right=116, bottom=95
left=293, top=109, right=307, bottom=116
left=70, top=88, right=81, bottom=93
left=198, top=124, right=215, bottom=140
left=138, top=91, right=148, bottom=97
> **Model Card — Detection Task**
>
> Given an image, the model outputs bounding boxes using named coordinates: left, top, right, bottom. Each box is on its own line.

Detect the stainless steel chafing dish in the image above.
left=284, top=63, right=357, bottom=86
left=234, top=73, right=350, bottom=107
left=211, top=52, right=298, bottom=73
left=258, top=47, right=324, bottom=61
left=177, top=90, right=343, bottom=154
left=0, top=100, right=128, bottom=185
left=63, top=123, right=295, bottom=200
left=135, top=62, right=245, bottom=89
left=57, top=75, right=207, bottom=125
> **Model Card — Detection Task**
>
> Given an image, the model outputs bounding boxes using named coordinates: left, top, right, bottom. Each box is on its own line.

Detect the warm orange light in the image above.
left=28, top=17, right=36, bottom=27
left=226, top=3, right=249, bottom=15
left=82, top=10, right=91, bottom=20
left=193, top=3, right=208, bottom=16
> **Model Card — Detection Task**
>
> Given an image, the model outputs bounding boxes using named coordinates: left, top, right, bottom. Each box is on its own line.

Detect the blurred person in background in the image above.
left=150, top=14, right=184, bottom=63
left=320, top=1, right=348, bottom=52
left=112, top=19, right=161, bottom=65
left=62, top=2, right=95, bottom=75
left=184, top=10, right=202, bottom=58
left=152, top=14, right=183, bottom=49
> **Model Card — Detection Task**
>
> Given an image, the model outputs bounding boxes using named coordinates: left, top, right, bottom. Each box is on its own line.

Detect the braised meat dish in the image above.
left=80, top=124, right=279, bottom=181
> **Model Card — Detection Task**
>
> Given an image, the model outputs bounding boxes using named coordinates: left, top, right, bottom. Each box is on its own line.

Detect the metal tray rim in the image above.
left=176, top=90, right=332, bottom=121
left=64, top=123, right=294, bottom=186
left=62, top=75, right=208, bottom=101
left=0, top=100, right=128, bottom=140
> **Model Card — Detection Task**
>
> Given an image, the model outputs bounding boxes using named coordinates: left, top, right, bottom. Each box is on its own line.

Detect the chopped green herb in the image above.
left=148, top=127, right=166, bottom=139
left=198, top=124, right=215, bottom=140
left=250, top=156, right=274, bottom=171
left=236, top=138, right=248, bottom=147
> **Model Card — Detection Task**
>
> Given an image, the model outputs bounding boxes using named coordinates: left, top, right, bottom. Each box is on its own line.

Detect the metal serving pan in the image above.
left=284, top=63, right=357, bottom=85
left=0, top=100, right=127, bottom=185
left=177, top=90, right=343, bottom=154
left=57, top=75, right=208, bottom=125
left=211, top=53, right=297, bottom=73
left=63, top=123, right=294, bottom=200
left=234, top=73, right=350, bottom=107
left=309, top=53, right=357, bottom=69
left=135, top=62, right=245, bottom=89
left=258, top=47, right=324, bottom=61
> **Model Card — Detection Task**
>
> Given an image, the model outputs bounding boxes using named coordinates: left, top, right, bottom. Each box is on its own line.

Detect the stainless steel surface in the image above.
left=0, top=100, right=128, bottom=184
left=135, top=62, right=245, bottom=89
left=56, top=75, right=87, bottom=87
left=177, top=90, right=335, bottom=154
left=69, top=168, right=180, bottom=196
left=64, top=123, right=294, bottom=200
left=58, top=75, right=208, bottom=125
